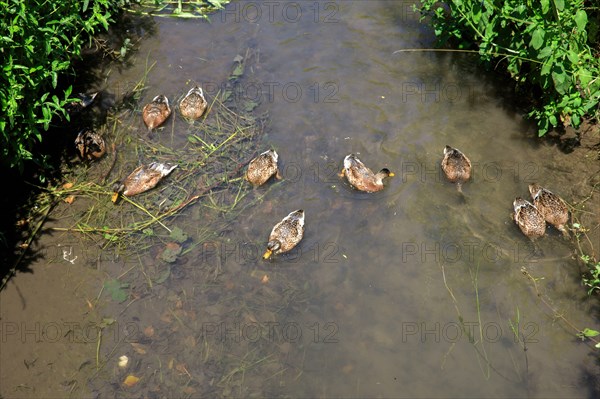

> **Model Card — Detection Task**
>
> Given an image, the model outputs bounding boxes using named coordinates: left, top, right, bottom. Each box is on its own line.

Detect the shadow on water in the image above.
left=0, top=13, right=157, bottom=288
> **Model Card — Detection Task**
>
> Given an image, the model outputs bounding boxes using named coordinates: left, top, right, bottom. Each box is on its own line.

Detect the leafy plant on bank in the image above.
left=580, top=253, right=600, bottom=295
left=0, top=0, right=123, bottom=175
left=417, top=0, right=600, bottom=136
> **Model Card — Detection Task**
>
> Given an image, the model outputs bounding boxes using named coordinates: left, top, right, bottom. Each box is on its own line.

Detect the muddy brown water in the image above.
left=2, top=1, right=599, bottom=398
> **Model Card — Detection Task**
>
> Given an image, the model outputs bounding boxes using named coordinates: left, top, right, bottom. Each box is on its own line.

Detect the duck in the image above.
left=246, top=150, right=282, bottom=186
left=112, top=162, right=178, bottom=203
left=66, top=92, right=98, bottom=114
left=263, top=210, right=305, bottom=259
left=339, top=154, right=394, bottom=193
left=513, top=197, right=546, bottom=240
left=529, top=183, right=569, bottom=236
left=75, top=129, right=106, bottom=161
left=441, top=145, right=471, bottom=192
left=179, top=86, right=208, bottom=120
left=142, top=95, right=171, bottom=131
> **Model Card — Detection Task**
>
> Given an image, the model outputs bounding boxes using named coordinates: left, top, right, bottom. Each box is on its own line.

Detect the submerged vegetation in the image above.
left=2, top=49, right=267, bottom=287
left=417, top=0, right=600, bottom=136
left=125, top=0, right=231, bottom=18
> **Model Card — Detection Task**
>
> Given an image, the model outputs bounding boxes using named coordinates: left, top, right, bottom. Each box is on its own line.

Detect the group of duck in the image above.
left=442, top=145, right=570, bottom=242
left=251, top=145, right=570, bottom=260
left=74, top=87, right=569, bottom=261
left=75, top=87, right=207, bottom=202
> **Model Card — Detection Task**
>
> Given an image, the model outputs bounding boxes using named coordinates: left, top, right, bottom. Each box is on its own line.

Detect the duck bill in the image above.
left=262, top=249, right=273, bottom=260
left=388, top=172, right=395, bottom=177
left=111, top=192, right=120, bottom=203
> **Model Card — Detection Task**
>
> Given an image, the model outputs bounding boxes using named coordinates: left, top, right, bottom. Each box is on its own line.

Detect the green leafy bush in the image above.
left=581, top=254, right=600, bottom=295
left=418, top=0, right=600, bottom=136
left=0, top=0, right=122, bottom=174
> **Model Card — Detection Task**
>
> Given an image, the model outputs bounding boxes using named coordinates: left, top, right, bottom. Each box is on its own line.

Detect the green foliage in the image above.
left=577, top=327, right=600, bottom=349
left=0, top=0, right=122, bottom=174
left=418, top=0, right=600, bottom=136
left=581, top=254, right=600, bottom=295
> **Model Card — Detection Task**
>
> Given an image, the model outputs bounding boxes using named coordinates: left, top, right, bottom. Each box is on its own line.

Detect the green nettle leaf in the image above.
left=552, top=65, right=566, bottom=83
left=566, top=51, right=579, bottom=64
left=574, top=10, right=587, bottom=32
left=541, top=0, right=550, bottom=14
left=538, top=46, right=553, bottom=59
left=540, top=59, right=553, bottom=76
left=530, top=29, right=545, bottom=50
left=553, top=0, right=564, bottom=12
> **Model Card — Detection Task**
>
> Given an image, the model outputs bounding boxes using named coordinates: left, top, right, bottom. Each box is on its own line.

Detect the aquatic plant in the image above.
left=125, top=0, right=230, bottom=19
left=417, top=0, right=600, bottom=136
left=0, top=49, right=268, bottom=291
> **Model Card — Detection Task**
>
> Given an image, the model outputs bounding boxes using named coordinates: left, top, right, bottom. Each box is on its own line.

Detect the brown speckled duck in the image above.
left=529, top=183, right=569, bottom=236
left=75, top=129, right=106, bottom=161
left=142, top=95, right=171, bottom=131
left=179, top=86, right=208, bottom=120
left=246, top=150, right=282, bottom=186
left=263, top=210, right=305, bottom=260
left=441, top=145, right=471, bottom=192
left=339, top=154, right=394, bottom=193
left=112, top=162, right=178, bottom=203
left=513, top=197, right=546, bottom=240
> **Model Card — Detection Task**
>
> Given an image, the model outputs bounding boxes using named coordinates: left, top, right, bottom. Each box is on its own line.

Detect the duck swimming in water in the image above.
left=142, top=95, right=171, bottom=131
left=246, top=150, right=282, bottom=186
left=339, top=154, right=394, bottom=193
left=112, top=162, right=178, bottom=203
left=179, top=86, right=208, bottom=120
left=441, top=145, right=471, bottom=192
left=529, top=183, right=569, bottom=237
left=263, top=210, right=305, bottom=260
left=513, top=197, right=546, bottom=240
left=75, top=129, right=106, bottom=161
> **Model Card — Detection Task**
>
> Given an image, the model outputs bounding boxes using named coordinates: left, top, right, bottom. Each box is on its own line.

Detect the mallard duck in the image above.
left=75, top=129, right=106, bottom=161
left=179, top=86, right=207, bottom=120
left=142, top=95, right=171, bottom=131
left=67, top=92, right=98, bottom=114
left=529, top=183, right=569, bottom=236
left=339, top=154, right=394, bottom=193
left=441, top=145, right=471, bottom=192
left=513, top=197, right=546, bottom=240
left=246, top=150, right=282, bottom=186
left=263, top=210, right=305, bottom=259
left=112, top=162, right=178, bottom=203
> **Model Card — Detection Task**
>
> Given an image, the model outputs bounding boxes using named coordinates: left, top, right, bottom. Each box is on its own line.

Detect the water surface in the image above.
left=2, top=1, right=598, bottom=398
